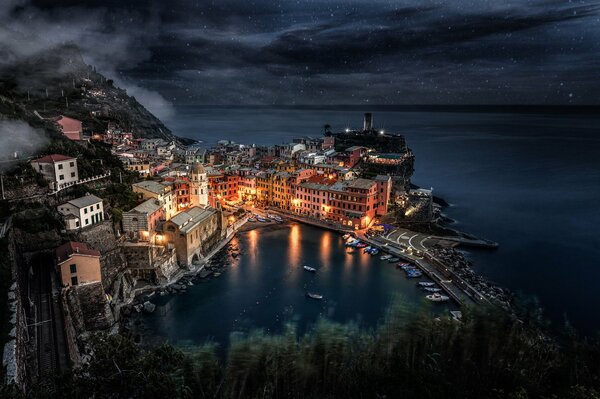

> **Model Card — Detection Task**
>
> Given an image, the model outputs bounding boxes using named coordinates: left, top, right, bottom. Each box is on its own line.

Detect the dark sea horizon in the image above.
left=156, top=105, right=600, bottom=336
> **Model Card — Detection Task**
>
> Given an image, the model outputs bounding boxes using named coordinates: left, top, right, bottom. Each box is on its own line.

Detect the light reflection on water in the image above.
left=137, top=222, right=453, bottom=349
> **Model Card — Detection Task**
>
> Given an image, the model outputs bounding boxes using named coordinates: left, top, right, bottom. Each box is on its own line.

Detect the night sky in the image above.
left=2, top=0, right=600, bottom=118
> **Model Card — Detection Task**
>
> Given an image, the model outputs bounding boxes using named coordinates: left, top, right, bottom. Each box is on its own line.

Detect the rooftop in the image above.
left=169, top=206, right=217, bottom=234
left=132, top=180, right=170, bottom=195
left=56, top=241, right=100, bottom=264
left=32, top=154, right=75, bottom=164
left=128, top=198, right=162, bottom=214
left=66, top=194, right=103, bottom=209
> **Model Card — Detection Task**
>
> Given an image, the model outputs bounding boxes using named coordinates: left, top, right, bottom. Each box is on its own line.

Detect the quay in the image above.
left=251, top=207, right=489, bottom=307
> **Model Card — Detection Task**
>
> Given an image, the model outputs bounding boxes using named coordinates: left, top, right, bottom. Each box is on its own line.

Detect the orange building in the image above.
left=292, top=176, right=380, bottom=229
left=55, top=241, right=102, bottom=287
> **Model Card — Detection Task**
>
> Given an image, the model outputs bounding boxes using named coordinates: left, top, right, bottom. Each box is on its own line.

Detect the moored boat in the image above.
left=370, top=249, right=379, bottom=255
left=363, top=246, right=372, bottom=253
left=380, top=254, right=392, bottom=260
left=248, top=218, right=256, bottom=222
left=423, top=287, right=442, bottom=293
left=388, top=257, right=400, bottom=263
left=417, top=281, right=435, bottom=287
left=426, top=293, right=450, bottom=302
left=306, top=292, right=323, bottom=300
left=303, top=265, right=317, bottom=272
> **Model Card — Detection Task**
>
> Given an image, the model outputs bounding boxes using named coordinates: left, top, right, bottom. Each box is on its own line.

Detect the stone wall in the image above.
left=76, top=221, right=127, bottom=290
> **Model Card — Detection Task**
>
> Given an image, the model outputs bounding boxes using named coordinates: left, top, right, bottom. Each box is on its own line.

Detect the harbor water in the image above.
left=163, top=106, right=600, bottom=334
left=134, top=223, right=452, bottom=349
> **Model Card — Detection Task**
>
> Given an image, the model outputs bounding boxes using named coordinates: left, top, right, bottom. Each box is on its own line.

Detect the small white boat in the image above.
left=417, top=282, right=435, bottom=287
left=380, top=254, right=392, bottom=260
left=306, top=292, right=323, bottom=300
left=423, top=287, right=442, bottom=293
left=303, top=265, right=317, bottom=272
left=426, top=293, right=450, bottom=302
left=342, top=233, right=351, bottom=240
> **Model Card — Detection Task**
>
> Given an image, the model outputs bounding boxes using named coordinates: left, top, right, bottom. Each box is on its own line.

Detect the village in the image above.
left=1, top=111, right=504, bottom=388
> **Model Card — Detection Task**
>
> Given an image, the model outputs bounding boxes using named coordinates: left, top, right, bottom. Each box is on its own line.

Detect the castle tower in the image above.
left=190, top=162, right=208, bottom=207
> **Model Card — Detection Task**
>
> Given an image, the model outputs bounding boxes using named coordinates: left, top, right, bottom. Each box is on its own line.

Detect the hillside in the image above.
left=0, top=44, right=184, bottom=143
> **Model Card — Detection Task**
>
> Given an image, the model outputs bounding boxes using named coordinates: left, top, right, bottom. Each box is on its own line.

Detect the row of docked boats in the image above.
left=344, top=237, right=380, bottom=255
left=248, top=213, right=284, bottom=223
left=417, top=281, right=449, bottom=301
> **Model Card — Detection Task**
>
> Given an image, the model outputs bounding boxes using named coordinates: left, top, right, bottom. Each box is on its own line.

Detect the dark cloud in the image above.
left=4, top=0, right=600, bottom=106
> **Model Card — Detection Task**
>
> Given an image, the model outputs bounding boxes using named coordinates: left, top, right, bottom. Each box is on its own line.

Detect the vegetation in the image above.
left=0, top=238, right=13, bottom=383
left=4, top=299, right=598, bottom=398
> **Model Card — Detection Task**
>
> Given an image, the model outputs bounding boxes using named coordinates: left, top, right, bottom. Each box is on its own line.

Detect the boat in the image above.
left=248, top=218, right=256, bottom=222
left=257, top=217, right=268, bottom=222
left=356, top=242, right=367, bottom=248
left=273, top=216, right=283, bottom=222
left=370, top=249, right=379, bottom=255
left=345, top=239, right=359, bottom=247
left=397, top=262, right=411, bottom=267
left=306, top=292, right=323, bottom=300
left=303, top=265, right=317, bottom=272
left=380, top=254, right=392, bottom=260
left=342, top=233, right=351, bottom=240
left=426, top=293, right=450, bottom=302
left=417, top=282, right=436, bottom=287
left=400, top=264, right=417, bottom=270
left=388, top=257, right=400, bottom=263
left=406, top=271, right=423, bottom=278
left=423, top=287, right=442, bottom=293
left=363, top=246, right=372, bottom=253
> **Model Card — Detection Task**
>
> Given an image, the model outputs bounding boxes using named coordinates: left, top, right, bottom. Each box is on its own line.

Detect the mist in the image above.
left=0, top=120, right=49, bottom=170
left=0, top=0, right=175, bottom=121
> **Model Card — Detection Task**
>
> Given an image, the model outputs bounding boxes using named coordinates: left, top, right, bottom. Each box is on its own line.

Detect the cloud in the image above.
left=4, top=0, right=600, bottom=105
left=0, top=120, right=49, bottom=170
left=0, top=0, right=175, bottom=120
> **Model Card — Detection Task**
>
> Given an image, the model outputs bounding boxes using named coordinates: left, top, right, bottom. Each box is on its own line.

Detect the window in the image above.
left=59, top=175, right=64, bottom=180
left=69, top=264, right=77, bottom=274
left=71, top=276, right=78, bottom=286
left=69, top=162, right=74, bottom=167
left=58, top=164, right=63, bottom=170
left=96, top=204, right=100, bottom=210
left=84, top=208, right=88, bottom=214
left=71, top=172, right=75, bottom=177
left=85, top=218, right=88, bottom=225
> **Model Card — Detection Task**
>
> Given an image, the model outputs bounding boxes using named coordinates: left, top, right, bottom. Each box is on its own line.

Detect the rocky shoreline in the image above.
left=430, top=246, right=513, bottom=309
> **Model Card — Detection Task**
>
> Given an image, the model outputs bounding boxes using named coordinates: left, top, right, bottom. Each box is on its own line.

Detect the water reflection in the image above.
left=289, top=223, right=301, bottom=266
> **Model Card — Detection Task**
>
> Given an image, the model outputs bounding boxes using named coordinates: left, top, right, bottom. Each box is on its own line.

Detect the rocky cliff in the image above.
left=0, top=44, right=185, bottom=143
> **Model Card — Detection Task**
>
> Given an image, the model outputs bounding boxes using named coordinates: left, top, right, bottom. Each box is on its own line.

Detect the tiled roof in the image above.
left=128, top=198, right=162, bottom=214
left=56, top=241, right=100, bottom=264
left=132, top=180, right=170, bottom=195
left=67, top=194, right=102, bottom=209
left=32, top=154, right=75, bottom=163
left=169, top=206, right=216, bottom=234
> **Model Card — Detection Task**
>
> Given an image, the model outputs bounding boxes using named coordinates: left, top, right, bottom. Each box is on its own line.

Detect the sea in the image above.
left=138, top=106, right=600, bottom=342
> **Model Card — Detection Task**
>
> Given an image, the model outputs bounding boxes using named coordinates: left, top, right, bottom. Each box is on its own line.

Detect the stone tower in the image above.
left=190, top=162, right=208, bottom=207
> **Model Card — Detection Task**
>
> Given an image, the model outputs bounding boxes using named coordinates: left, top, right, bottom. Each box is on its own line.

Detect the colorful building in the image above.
left=55, top=241, right=101, bottom=287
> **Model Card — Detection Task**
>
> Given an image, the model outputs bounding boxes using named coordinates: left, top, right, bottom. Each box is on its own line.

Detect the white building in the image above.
left=132, top=180, right=177, bottom=220
left=30, top=154, right=79, bottom=190
left=281, top=143, right=306, bottom=159
left=190, top=162, right=209, bottom=207
left=57, top=194, right=104, bottom=230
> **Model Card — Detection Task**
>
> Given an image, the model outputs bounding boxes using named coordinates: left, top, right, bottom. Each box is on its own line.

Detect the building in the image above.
left=161, top=206, right=223, bottom=267
left=132, top=180, right=176, bottom=220
left=184, top=147, right=207, bottom=164
left=55, top=241, right=101, bottom=287
left=292, top=176, right=380, bottom=229
left=373, top=175, right=392, bottom=216
left=189, top=163, right=209, bottom=208
left=140, top=138, right=168, bottom=152
left=30, top=154, right=78, bottom=190
left=122, top=198, right=165, bottom=241
left=55, top=116, right=82, bottom=141
left=281, top=143, right=306, bottom=159
left=57, top=194, right=104, bottom=230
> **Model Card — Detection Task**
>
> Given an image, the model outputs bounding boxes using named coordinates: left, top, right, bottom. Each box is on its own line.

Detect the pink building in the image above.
left=373, top=175, right=392, bottom=216
left=56, top=116, right=82, bottom=141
